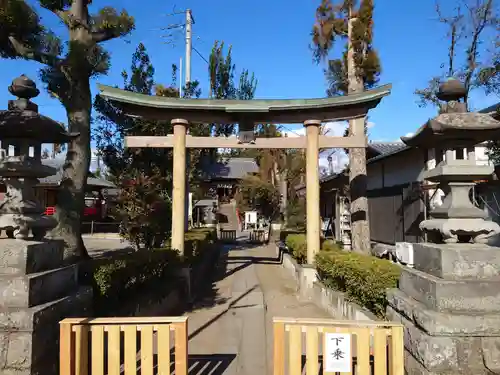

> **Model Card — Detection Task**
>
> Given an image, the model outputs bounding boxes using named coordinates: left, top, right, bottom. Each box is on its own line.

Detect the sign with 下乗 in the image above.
left=324, top=332, right=351, bottom=373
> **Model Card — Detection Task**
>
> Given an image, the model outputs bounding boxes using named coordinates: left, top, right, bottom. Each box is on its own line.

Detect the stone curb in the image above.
left=275, top=243, right=378, bottom=321
left=82, top=233, right=123, bottom=240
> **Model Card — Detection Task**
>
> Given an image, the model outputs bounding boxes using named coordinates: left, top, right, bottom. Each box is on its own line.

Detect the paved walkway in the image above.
left=84, top=237, right=134, bottom=258
left=185, top=242, right=331, bottom=375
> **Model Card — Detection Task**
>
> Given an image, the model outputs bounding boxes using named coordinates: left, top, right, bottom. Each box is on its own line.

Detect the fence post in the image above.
left=59, top=320, right=74, bottom=375
left=174, top=320, right=188, bottom=375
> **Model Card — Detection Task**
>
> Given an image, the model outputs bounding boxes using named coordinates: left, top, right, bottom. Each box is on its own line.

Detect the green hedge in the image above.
left=284, top=233, right=342, bottom=263
left=82, top=227, right=216, bottom=314
left=283, top=232, right=400, bottom=317
left=316, top=250, right=401, bottom=318
left=280, top=229, right=304, bottom=242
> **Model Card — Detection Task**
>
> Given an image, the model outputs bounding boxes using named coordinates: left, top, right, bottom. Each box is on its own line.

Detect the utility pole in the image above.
left=159, top=7, right=196, bottom=229
left=185, top=9, right=193, bottom=84
left=179, top=56, right=183, bottom=97
left=184, top=9, right=194, bottom=230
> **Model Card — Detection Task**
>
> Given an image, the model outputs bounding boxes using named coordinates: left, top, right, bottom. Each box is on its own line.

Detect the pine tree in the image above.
left=311, top=0, right=381, bottom=253
left=0, top=0, right=134, bottom=260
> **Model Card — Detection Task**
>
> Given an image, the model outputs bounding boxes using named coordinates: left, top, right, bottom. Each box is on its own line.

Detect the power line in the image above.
left=277, top=124, right=303, bottom=137
left=192, top=46, right=209, bottom=64
left=159, top=6, right=190, bottom=47
left=163, top=6, right=186, bottom=17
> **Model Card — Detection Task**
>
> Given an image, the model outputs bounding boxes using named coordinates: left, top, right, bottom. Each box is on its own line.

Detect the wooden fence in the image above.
left=59, top=317, right=188, bottom=375
left=249, top=229, right=267, bottom=243
left=219, top=229, right=237, bottom=242
left=273, top=318, right=404, bottom=375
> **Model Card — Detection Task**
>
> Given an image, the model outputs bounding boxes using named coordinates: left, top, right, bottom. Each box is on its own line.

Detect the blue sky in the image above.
left=0, top=0, right=498, bottom=150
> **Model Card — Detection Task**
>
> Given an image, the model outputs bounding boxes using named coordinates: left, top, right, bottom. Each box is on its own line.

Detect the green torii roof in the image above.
left=97, top=83, right=392, bottom=124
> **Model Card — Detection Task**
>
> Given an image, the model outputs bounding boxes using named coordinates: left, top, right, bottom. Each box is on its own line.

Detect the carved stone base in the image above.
left=420, top=218, right=500, bottom=244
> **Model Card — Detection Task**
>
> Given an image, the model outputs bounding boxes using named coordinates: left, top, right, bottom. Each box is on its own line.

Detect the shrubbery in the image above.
left=285, top=199, right=306, bottom=230
left=285, top=233, right=342, bottom=264
left=316, top=250, right=400, bottom=317
left=279, top=229, right=304, bottom=242
left=283, top=232, right=400, bottom=317
left=82, top=227, right=216, bottom=314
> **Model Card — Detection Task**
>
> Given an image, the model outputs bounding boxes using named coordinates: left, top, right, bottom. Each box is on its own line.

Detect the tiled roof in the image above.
left=39, top=159, right=115, bottom=188
left=479, top=102, right=500, bottom=119
left=368, top=141, right=406, bottom=156
left=202, top=157, right=259, bottom=180
left=368, top=147, right=409, bottom=164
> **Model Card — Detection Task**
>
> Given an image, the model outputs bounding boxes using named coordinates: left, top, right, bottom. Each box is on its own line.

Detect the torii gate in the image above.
left=97, top=84, right=391, bottom=264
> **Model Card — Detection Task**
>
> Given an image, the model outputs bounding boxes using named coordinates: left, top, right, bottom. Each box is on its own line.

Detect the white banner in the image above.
left=324, top=332, right=351, bottom=373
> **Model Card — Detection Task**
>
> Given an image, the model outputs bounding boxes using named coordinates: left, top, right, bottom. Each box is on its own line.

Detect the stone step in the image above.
left=387, top=302, right=494, bottom=375
left=399, top=266, right=500, bottom=313
left=0, top=239, right=65, bottom=275
left=0, top=286, right=93, bottom=375
left=412, top=242, right=500, bottom=280
left=0, top=264, right=78, bottom=307
left=387, top=288, right=500, bottom=336
left=0, top=285, right=93, bottom=331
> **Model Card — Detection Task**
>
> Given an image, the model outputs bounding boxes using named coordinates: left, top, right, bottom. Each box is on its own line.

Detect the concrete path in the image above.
left=84, top=237, right=134, bottom=258
left=184, top=242, right=332, bottom=375
left=218, top=202, right=240, bottom=231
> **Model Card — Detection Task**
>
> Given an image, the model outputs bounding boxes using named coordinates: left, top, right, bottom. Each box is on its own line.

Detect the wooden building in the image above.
left=199, top=157, right=259, bottom=201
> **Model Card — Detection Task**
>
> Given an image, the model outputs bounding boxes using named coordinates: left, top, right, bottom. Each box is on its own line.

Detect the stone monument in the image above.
left=387, top=78, right=500, bottom=374
left=0, top=75, right=92, bottom=375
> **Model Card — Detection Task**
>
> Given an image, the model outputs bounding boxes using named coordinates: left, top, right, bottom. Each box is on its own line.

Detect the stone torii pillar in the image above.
left=171, top=118, right=188, bottom=256
left=305, top=119, right=321, bottom=264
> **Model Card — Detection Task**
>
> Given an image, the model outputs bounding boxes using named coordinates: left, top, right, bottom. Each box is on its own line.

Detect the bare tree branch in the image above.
left=8, top=36, right=62, bottom=68
left=463, top=0, right=493, bottom=97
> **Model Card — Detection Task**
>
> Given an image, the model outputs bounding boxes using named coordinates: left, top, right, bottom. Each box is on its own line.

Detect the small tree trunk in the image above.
left=349, top=144, right=370, bottom=253
left=347, top=13, right=371, bottom=254
left=53, top=79, right=91, bottom=261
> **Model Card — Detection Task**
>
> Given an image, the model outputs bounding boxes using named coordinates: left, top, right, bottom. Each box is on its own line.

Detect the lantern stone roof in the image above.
left=97, top=84, right=392, bottom=124
left=402, top=79, right=500, bottom=148
left=0, top=75, right=79, bottom=143
left=0, top=110, right=78, bottom=143
left=401, top=112, right=500, bottom=148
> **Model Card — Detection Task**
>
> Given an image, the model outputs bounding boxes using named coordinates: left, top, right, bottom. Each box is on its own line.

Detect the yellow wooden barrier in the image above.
left=273, top=317, right=404, bottom=375
left=59, top=316, right=188, bottom=375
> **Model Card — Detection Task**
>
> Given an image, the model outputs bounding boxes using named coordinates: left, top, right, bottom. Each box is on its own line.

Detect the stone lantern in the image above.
left=0, top=76, right=89, bottom=375
left=401, top=78, right=500, bottom=244
left=0, top=75, right=78, bottom=239
left=388, top=78, right=500, bottom=374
